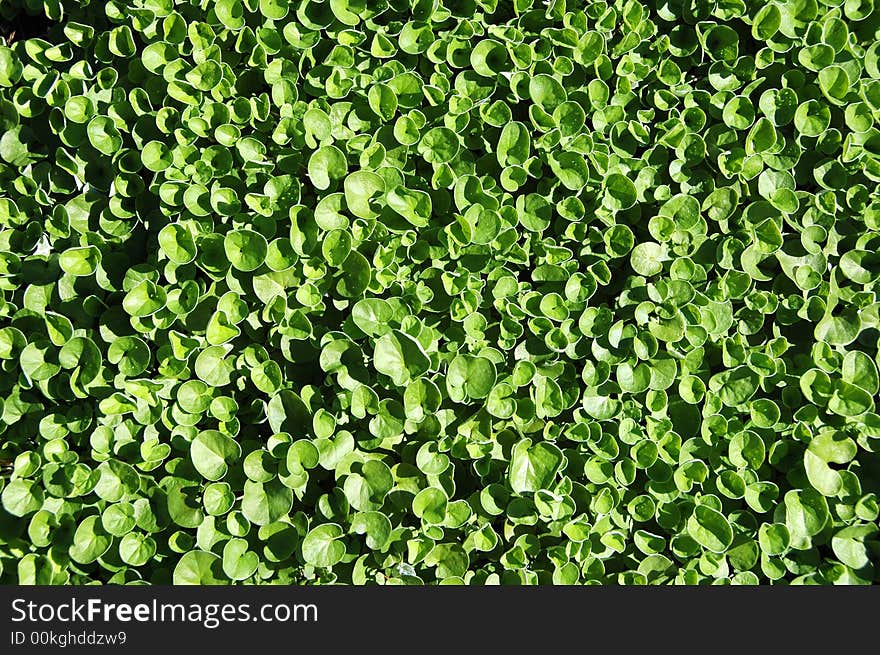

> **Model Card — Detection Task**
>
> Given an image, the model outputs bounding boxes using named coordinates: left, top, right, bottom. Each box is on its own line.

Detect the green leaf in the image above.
left=352, top=298, right=394, bottom=337
left=0, top=46, right=23, bottom=86
left=687, top=506, right=734, bottom=554
left=302, top=523, right=346, bottom=568
left=758, top=523, right=790, bottom=556
left=191, top=430, right=241, bottom=481
left=69, top=516, right=113, bottom=565
left=386, top=186, right=432, bottom=227
left=781, top=489, right=830, bottom=550
left=709, top=367, right=760, bottom=407
left=604, top=173, right=637, bottom=210
left=173, top=550, right=227, bottom=584
left=417, top=127, right=459, bottom=164
left=752, top=4, right=781, bottom=39
left=818, top=66, right=850, bottom=105
left=344, top=170, right=385, bottom=219
left=158, top=224, right=197, bottom=264
left=509, top=439, right=564, bottom=494
left=86, top=116, right=123, bottom=155
left=630, top=242, right=667, bottom=277
left=368, top=83, right=398, bottom=121
left=223, top=538, right=259, bottom=580
left=241, top=480, right=292, bottom=526
left=413, top=487, right=448, bottom=524
left=1, top=479, right=44, bottom=517
left=122, top=280, right=167, bottom=317
left=529, top=74, right=566, bottom=111
left=351, top=511, right=392, bottom=550
left=794, top=100, right=831, bottom=137
left=471, top=39, right=508, bottom=77
left=308, top=145, right=348, bottom=190
left=59, top=246, right=101, bottom=276
left=373, top=330, right=430, bottom=386
left=224, top=229, right=268, bottom=272
left=119, top=533, right=157, bottom=567
left=831, top=526, right=877, bottom=570
left=497, top=122, right=530, bottom=166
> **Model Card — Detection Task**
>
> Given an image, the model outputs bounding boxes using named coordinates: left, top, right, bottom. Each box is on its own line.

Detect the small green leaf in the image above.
left=687, top=506, right=734, bottom=554
left=302, top=523, right=346, bottom=568
left=509, top=439, right=564, bottom=494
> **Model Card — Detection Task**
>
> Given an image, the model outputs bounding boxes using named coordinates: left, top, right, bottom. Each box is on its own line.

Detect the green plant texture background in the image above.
left=1, top=0, right=880, bottom=585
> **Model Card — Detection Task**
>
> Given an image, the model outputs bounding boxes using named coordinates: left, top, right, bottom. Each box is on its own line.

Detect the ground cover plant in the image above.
left=1, top=0, right=880, bottom=585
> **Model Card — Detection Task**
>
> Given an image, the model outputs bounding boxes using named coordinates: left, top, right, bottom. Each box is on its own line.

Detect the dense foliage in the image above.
left=1, top=0, right=880, bottom=585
